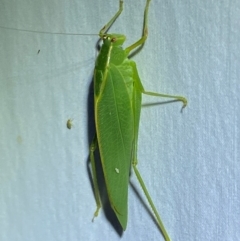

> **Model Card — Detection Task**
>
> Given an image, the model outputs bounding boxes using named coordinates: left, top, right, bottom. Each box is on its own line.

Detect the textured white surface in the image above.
left=0, top=0, right=239, bottom=240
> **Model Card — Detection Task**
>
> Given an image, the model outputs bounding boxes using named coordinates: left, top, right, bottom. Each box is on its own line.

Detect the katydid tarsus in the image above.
left=90, top=0, right=187, bottom=240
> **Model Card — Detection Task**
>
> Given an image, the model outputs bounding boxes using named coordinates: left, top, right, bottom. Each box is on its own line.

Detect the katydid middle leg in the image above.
left=89, top=136, right=102, bottom=220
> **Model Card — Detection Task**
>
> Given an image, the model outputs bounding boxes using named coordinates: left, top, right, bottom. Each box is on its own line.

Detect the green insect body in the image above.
left=90, top=0, right=187, bottom=240
left=66, top=119, right=73, bottom=129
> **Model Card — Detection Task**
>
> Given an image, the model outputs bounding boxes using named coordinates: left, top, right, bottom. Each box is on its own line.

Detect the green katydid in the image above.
left=0, top=0, right=187, bottom=239
left=90, top=0, right=187, bottom=240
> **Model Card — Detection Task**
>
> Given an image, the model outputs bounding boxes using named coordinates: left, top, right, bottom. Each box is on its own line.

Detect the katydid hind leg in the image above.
left=89, top=136, right=102, bottom=220
left=131, top=62, right=172, bottom=240
left=133, top=164, right=171, bottom=241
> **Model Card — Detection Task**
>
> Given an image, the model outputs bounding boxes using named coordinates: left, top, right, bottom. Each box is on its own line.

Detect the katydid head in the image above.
left=101, top=33, right=126, bottom=46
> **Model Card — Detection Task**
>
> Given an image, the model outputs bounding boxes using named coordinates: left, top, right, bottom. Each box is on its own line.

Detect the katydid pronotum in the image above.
left=90, top=0, right=187, bottom=240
